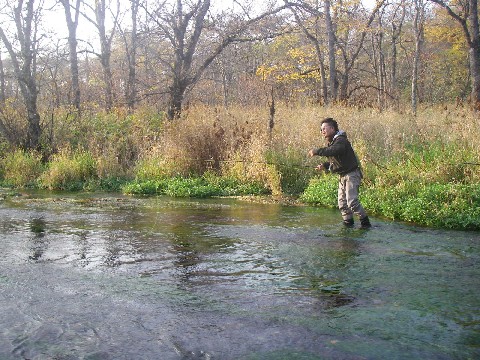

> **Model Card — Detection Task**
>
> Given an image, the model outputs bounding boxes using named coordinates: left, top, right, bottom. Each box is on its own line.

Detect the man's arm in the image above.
left=310, top=138, right=346, bottom=157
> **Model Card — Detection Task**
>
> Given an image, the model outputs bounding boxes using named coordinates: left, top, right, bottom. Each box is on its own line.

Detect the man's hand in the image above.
left=315, top=164, right=325, bottom=171
left=308, top=149, right=315, bottom=157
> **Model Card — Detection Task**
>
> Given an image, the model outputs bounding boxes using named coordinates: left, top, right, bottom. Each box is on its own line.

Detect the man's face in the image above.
left=321, top=123, right=336, bottom=140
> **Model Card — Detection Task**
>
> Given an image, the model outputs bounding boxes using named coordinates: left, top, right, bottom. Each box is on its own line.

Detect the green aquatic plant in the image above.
left=300, top=175, right=338, bottom=208
left=302, top=168, right=480, bottom=230
left=122, top=173, right=268, bottom=198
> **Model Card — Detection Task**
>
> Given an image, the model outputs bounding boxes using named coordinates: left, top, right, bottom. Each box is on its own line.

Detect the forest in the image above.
left=0, top=0, right=479, bottom=230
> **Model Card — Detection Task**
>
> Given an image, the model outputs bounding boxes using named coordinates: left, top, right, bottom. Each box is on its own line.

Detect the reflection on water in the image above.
left=0, top=192, right=478, bottom=359
left=28, top=217, right=47, bottom=261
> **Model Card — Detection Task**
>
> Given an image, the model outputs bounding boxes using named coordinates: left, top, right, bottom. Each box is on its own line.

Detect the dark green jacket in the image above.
left=312, top=131, right=359, bottom=176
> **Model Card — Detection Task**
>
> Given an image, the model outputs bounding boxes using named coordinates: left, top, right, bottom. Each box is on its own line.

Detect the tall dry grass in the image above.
left=1, top=102, right=478, bottom=196
left=130, top=103, right=480, bottom=195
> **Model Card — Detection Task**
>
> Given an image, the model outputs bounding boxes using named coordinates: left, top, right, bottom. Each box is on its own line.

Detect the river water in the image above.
left=0, top=191, right=478, bottom=359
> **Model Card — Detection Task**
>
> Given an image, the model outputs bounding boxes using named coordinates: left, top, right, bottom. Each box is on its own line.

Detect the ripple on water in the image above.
left=0, top=194, right=478, bottom=359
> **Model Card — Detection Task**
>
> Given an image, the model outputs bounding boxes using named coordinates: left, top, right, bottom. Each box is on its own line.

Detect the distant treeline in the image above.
left=0, top=0, right=479, bottom=152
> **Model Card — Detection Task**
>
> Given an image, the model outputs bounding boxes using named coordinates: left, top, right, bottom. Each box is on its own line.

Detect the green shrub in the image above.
left=203, top=172, right=268, bottom=196
left=40, top=149, right=97, bottom=190
left=361, top=181, right=480, bottom=230
left=266, top=148, right=316, bottom=195
left=122, top=179, right=166, bottom=195
left=134, top=155, right=185, bottom=180
left=0, top=150, right=44, bottom=188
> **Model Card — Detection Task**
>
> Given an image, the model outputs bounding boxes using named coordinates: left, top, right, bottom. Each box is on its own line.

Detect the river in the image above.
left=0, top=191, right=478, bottom=359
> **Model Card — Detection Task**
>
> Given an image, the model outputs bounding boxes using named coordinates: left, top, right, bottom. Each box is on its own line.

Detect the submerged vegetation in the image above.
left=0, top=104, right=479, bottom=230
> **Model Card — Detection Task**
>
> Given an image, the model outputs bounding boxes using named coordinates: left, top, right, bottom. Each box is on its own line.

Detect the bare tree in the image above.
left=335, top=0, right=386, bottom=102
left=115, top=0, right=140, bottom=111
left=389, top=0, right=406, bottom=106
left=370, top=6, right=388, bottom=109
left=324, top=0, right=337, bottom=102
left=412, top=0, right=425, bottom=115
left=0, top=0, right=42, bottom=150
left=429, top=0, right=480, bottom=111
left=287, top=0, right=385, bottom=104
left=82, top=0, right=121, bottom=111
left=145, top=0, right=289, bottom=119
left=147, top=0, right=212, bottom=119
left=125, top=0, right=140, bottom=111
left=59, top=0, right=82, bottom=110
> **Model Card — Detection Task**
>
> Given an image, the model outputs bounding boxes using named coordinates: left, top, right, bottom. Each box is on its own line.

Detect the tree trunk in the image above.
left=61, top=0, right=81, bottom=109
left=412, top=0, right=424, bottom=115
left=390, top=24, right=398, bottom=104
left=26, top=96, right=41, bottom=150
left=167, top=80, right=187, bottom=120
left=94, top=0, right=115, bottom=111
left=339, top=72, right=348, bottom=102
left=126, top=0, right=139, bottom=111
left=0, top=0, right=42, bottom=150
left=324, top=0, right=337, bottom=103
left=373, top=27, right=387, bottom=109
left=61, top=0, right=81, bottom=111
left=469, top=0, right=480, bottom=110
left=315, top=42, right=328, bottom=105
left=0, top=52, right=5, bottom=104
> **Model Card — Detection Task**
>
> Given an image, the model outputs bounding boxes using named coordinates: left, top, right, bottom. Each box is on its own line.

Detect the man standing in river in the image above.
left=308, top=117, right=371, bottom=229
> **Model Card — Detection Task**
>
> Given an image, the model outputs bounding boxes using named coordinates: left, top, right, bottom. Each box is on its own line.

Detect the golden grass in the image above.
left=161, top=103, right=480, bottom=188
left=176, top=102, right=478, bottom=157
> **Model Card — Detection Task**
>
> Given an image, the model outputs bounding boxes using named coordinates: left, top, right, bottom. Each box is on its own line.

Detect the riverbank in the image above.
left=0, top=104, right=479, bottom=230
left=1, top=174, right=478, bottom=230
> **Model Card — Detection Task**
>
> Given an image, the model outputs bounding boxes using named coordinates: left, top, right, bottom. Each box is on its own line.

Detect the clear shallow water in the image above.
left=0, top=192, right=478, bottom=359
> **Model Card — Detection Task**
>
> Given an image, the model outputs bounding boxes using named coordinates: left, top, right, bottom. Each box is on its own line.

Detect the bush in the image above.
left=134, top=152, right=187, bottom=180
left=265, top=148, right=316, bottom=195
left=39, top=149, right=97, bottom=191
left=0, top=150, right=44, bottom=188
left=301, top=172, right=480, bottom=230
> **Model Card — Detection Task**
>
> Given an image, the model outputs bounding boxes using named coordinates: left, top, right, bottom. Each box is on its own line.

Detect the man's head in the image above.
left=320, top=117, right=338, bottom=141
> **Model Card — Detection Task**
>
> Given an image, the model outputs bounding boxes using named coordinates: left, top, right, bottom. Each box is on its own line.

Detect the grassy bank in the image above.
left=0, top=104, right=479, bottom=230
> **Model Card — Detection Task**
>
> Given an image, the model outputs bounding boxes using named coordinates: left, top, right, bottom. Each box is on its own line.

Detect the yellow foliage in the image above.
left=256, top=35, right=320, bottom=88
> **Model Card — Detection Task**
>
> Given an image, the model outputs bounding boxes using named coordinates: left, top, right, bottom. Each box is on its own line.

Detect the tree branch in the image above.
left=428, top=0, right=472, bottom=46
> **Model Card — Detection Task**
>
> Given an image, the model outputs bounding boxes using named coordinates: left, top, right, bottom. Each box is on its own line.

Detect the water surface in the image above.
left=0, top=192, right=478, bottom=359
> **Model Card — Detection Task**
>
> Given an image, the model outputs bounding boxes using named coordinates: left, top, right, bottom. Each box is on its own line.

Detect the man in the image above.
left=308, top=117, right=371, bottom=229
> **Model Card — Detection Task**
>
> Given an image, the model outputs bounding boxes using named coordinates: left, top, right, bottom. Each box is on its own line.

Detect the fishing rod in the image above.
left=165, top=157, right=480, bottom=169
left=206, top=159, right=316, bottom=169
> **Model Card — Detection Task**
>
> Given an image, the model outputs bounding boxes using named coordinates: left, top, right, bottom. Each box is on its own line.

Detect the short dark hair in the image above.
left=321, top=117, right=338, bottom=132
